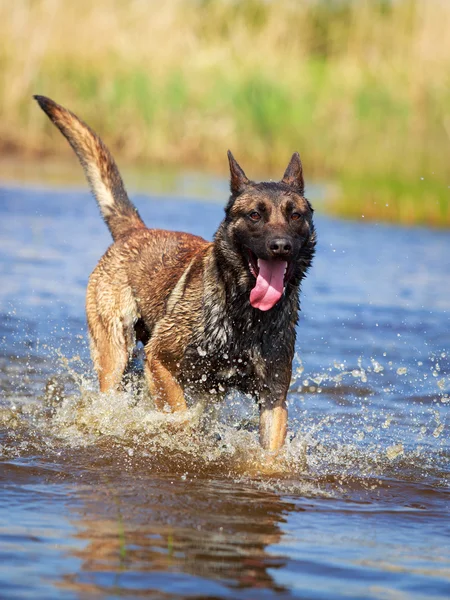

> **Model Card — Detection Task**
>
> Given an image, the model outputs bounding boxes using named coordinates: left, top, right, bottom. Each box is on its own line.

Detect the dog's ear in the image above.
left=228, top=150, right=250, bottom=196
left=281, top=152, right=304, bottom=194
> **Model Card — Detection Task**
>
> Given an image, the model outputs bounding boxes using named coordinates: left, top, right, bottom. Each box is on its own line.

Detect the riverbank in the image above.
left=1, top=0, right=449, bottom=226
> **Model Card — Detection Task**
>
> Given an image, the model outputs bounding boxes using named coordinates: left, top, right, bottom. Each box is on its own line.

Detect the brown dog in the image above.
left=35, top=95, right=316, bottom=451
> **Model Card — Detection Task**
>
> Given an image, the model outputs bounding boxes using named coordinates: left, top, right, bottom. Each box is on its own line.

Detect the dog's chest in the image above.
left=179, top=343, right=260, bottom=395
left=178, top=307, right=280, bottom=393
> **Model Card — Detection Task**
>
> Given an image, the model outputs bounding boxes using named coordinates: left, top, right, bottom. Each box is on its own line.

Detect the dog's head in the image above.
left=215, top=151, right=315, bottom=312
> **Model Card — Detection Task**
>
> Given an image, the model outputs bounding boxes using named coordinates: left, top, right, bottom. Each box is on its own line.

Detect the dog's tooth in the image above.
left=257, top=258, right=261, bottom=269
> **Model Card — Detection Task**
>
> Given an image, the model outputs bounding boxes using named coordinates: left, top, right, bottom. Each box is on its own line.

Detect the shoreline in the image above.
left=1, top=154, right=447, bottom=230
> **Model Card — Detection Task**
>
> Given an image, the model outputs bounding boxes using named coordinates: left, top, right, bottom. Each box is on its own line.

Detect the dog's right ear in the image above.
left=281, top=152, right=304, bottom=194
left=227, top=150, right=250, bottom=196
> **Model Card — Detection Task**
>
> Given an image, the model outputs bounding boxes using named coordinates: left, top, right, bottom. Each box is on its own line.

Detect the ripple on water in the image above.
left=1, top=351, right=448, bottom=507
left=1, top=189, right=450, bottom=597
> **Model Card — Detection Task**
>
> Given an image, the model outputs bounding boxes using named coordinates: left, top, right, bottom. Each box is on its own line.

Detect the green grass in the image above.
left=0, top=0, right=449, bottom=226
left=334, top=176, right=450, bottom=227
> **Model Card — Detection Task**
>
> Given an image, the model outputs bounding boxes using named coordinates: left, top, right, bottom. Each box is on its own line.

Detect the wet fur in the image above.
left=34, top=95, right=316, bottom=451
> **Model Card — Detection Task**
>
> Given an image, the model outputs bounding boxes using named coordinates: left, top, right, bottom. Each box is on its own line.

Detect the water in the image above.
left=0, top=177, right=449, bottom=599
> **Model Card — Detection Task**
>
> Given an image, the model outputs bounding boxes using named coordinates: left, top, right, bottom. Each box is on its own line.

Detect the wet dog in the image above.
left=34, top=95, right=316, bottom=450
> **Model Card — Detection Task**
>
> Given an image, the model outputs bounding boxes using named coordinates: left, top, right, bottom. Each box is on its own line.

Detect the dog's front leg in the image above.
left=258, top=393, right=288, bottom=451
left=144, top=351, right=187, bottom=412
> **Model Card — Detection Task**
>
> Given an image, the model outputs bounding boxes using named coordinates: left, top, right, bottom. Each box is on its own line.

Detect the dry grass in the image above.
left=0, top=0, right=449, bottom=225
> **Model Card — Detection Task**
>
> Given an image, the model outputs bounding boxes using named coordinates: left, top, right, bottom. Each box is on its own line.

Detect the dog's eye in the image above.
left=291, top=212, right=302, bottom=221
left=249, top=211, right=261, bottom=222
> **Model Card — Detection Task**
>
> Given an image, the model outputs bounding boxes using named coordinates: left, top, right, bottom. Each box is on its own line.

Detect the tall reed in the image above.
left=0, top=0, right=449, bottom=225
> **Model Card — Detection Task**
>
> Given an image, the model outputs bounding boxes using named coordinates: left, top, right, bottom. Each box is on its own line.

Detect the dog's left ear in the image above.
left=281, top=152, right=304, bottom=194
left=228, top=150, right=250, bottom=196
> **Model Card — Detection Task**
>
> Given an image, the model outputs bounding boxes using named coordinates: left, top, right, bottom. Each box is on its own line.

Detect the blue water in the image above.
left=0, top=180, right=449, bottom=599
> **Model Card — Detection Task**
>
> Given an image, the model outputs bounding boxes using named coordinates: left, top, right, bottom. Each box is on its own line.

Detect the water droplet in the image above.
left=386, top=443, right=404, bottom=460
left=382, top=415, right=393, bottom=429
left=371, top=359, right=384, bottom=373
left=433, top=424, right=444, bottom=438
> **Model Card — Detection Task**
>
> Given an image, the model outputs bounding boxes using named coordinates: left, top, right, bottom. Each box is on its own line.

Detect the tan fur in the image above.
left=86, top=228, right=209, bottom=408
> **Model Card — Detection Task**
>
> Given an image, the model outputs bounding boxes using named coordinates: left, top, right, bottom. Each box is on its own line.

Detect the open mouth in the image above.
left=246, top=250, right=292, bottom=311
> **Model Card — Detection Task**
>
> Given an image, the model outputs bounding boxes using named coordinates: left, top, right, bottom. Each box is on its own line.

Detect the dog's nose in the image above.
left=268, top=238, right=293, bottom=257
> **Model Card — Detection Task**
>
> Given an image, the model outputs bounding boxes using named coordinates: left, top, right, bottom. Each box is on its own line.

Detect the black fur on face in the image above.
left=215, top=152, right=316, bottom=288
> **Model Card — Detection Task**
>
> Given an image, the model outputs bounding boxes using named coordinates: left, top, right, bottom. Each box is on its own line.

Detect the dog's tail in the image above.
left=34, top=95, right=145, bottom=241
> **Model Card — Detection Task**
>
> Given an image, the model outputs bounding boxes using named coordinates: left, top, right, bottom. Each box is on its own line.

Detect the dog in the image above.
left=34, top=95, right=316, bottom=451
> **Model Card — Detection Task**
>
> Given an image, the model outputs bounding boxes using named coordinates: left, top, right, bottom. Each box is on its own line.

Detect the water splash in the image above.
left=1, top=348, right=448, bottom=498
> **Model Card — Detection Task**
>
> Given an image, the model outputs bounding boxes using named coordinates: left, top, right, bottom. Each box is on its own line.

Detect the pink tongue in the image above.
left=250, top=259, right=287, bottom=311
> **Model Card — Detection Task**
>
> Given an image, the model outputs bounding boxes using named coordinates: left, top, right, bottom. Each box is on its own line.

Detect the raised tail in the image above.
left=34, top=95, right=145, bottom=241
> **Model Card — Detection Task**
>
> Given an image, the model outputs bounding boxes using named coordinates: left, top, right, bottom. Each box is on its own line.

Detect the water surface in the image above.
left=0, top=178, right=449, bottom=599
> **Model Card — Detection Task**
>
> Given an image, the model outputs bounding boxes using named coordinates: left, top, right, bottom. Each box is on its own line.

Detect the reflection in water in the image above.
left=62, top=475, right=291, bottom=597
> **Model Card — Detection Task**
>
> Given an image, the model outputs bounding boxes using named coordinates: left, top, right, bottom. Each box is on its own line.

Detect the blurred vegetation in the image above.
left=0, top=0, right=449, bottom=226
